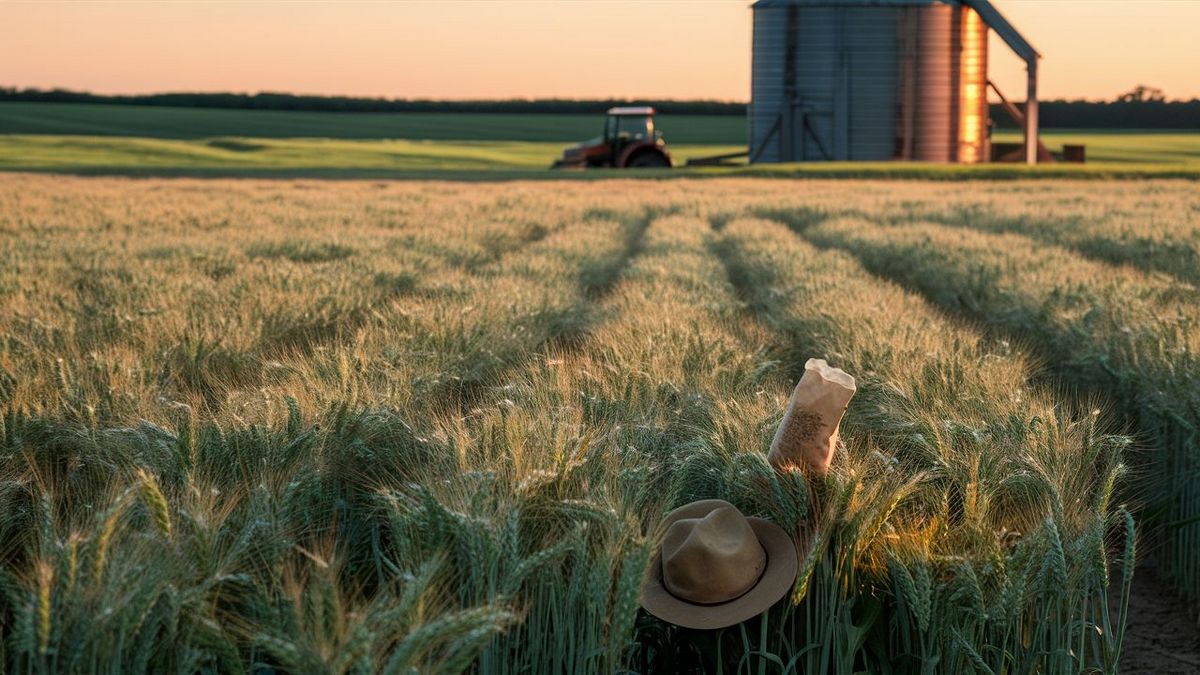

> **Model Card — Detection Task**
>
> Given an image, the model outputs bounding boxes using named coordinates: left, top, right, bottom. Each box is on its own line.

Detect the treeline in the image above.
left=2, top=87, right=1197, bottom=128
left=989, top=100, right=1200, bottom=129
left=0, top=88, right=746, bottom=116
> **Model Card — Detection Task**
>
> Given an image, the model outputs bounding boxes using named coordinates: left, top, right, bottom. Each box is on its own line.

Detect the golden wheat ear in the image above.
left=768, top=358, right=857, bottom=476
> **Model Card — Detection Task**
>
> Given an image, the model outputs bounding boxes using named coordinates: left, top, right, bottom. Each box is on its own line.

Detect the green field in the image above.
left=0, top=135, right=746, bottom=175
left=1, top=102, right=1198, bottom=178
left=2, top=175, right=1198, bottom=672
left=0, top=102, right=745, bottom=143
left=4, top=134, right=1198, bottom=180
left=992, top=129, right=1200, bottom=164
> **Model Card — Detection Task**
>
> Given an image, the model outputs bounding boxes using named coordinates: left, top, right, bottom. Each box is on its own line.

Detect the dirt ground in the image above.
left=1121, top=560, right=1200, bottom=674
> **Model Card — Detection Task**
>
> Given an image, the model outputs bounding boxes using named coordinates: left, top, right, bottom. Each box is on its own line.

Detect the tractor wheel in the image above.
left=626, top=151, right=670, bottom=169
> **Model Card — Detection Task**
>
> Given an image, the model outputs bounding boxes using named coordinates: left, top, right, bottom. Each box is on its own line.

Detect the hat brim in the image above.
left=640, top=500, right=800, bottom=631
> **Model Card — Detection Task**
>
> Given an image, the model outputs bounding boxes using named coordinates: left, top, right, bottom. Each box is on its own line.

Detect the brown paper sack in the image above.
left=768, top=358, right=856, bottom=475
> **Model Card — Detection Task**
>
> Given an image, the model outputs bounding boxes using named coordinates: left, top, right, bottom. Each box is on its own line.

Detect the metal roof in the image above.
left=606, top=106, right=656, bottom=116
left=751, top=0, right=1038, bottom=62
left=963, top=0, right=1039, bottom=61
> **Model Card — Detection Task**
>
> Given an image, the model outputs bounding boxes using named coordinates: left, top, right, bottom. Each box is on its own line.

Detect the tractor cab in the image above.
left=552, top=106, right=673, bottom=169
left=605, top=107, right=656, bottom=145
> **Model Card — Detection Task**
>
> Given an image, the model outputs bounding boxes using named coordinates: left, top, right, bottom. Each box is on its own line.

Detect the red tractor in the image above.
left=551, top=106, right=673, bottom=169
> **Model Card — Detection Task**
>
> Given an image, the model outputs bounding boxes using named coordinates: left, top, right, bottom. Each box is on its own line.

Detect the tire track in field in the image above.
left=468, top=209, right=780, bottom=423
left=785, top=216, right=1200, bottom=666
left=778, top=217, right=1154, bottom=463
left=728, top=209, right=1107, bottom=405
left=708, top=214, right=1102, bottom=470
left=464, top=212, right=795, bottom=528
left=910, top=208, right=1200, bottom=289
left=417, top=213, right=784, bottom=675
left=432, top=206, right=657, bottom=412
left=709, top=214, right=1147, bottom=674
left=253, top=213, right=559, bottom=359
left=790, top=216, right=1195, bottom=488
left=243, top=206, right=655, bottom=422
left=743, top=203, right=1200, bottom=292
left=737, top=212, right=1145, bottom=505
left=758, top=209, right=1195, bottom=423
left=166, top=213, right=564, bottom=413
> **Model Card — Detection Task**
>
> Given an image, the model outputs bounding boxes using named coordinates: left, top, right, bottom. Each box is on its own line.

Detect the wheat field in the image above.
left=1, top=174, right=1197, bottom=673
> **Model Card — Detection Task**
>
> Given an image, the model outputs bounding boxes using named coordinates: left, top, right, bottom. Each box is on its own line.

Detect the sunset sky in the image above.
left=4, top=0, right=1198, bottom=102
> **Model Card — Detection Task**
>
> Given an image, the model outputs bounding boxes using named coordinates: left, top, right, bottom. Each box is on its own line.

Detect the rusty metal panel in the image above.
left=912, top=4, right=957, bottom=162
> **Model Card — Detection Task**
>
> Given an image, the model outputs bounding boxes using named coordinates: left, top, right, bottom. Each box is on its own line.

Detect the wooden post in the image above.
left=1024, top=59, right=1038, bottom=165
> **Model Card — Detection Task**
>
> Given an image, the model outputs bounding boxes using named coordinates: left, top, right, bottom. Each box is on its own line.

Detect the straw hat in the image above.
left=641, top=499, right=798, bottom=630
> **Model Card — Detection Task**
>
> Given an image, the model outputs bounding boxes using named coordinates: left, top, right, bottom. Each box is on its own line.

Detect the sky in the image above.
left=3, top=0, right=1198, bottom=102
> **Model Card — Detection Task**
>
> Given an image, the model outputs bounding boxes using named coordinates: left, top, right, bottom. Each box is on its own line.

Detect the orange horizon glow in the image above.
left=3, top=1, right=1199, bottom=103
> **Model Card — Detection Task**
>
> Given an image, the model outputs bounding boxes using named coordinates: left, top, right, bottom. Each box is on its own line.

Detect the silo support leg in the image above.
left=1024, top=60, right=1038, bottom=165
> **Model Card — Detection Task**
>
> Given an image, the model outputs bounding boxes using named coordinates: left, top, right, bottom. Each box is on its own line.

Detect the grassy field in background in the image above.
left=0, top=135, right=746, bottom=174
left=5, top=175, right=1200, bottom=671
left=992, top=129, right=1200, bottom=164
left=0, top=101, right=745, bottom=143
left=3, top=134, right=1198, bottom=180
left=0, top=102, right=1198, bottom=179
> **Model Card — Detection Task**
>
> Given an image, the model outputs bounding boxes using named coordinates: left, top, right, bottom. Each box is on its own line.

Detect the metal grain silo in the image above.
left=749, top=0, right=1040, bottom=164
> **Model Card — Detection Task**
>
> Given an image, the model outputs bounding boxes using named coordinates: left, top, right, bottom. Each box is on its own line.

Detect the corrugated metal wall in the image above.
left=790, top=8, right=837, bottom=160
left=750, top=7, right=787, bottom=163
left=750, top=0, right=990, bottom=164
left=844, top=7, right=899, bottom=160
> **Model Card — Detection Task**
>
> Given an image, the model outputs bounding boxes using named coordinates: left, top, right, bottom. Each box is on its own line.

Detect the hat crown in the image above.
left=661, top=506, right=766, bottom=605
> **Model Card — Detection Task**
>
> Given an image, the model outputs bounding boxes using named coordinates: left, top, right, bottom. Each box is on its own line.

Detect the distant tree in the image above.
left=0, top=87, right=746, bottom=116
left=1118, top=85, right=1166, bottom=103
left=990, top=94, right=1198, bottom=129
left=1, top=86, right=1197, bottom=128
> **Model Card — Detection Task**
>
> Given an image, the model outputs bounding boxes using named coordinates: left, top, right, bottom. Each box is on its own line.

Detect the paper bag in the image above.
left=768, top=358, right=856, bottom=475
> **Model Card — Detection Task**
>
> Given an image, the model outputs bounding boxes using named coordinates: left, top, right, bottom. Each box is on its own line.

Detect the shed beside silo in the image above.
left=749, top=0, right=1039, bottom=164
